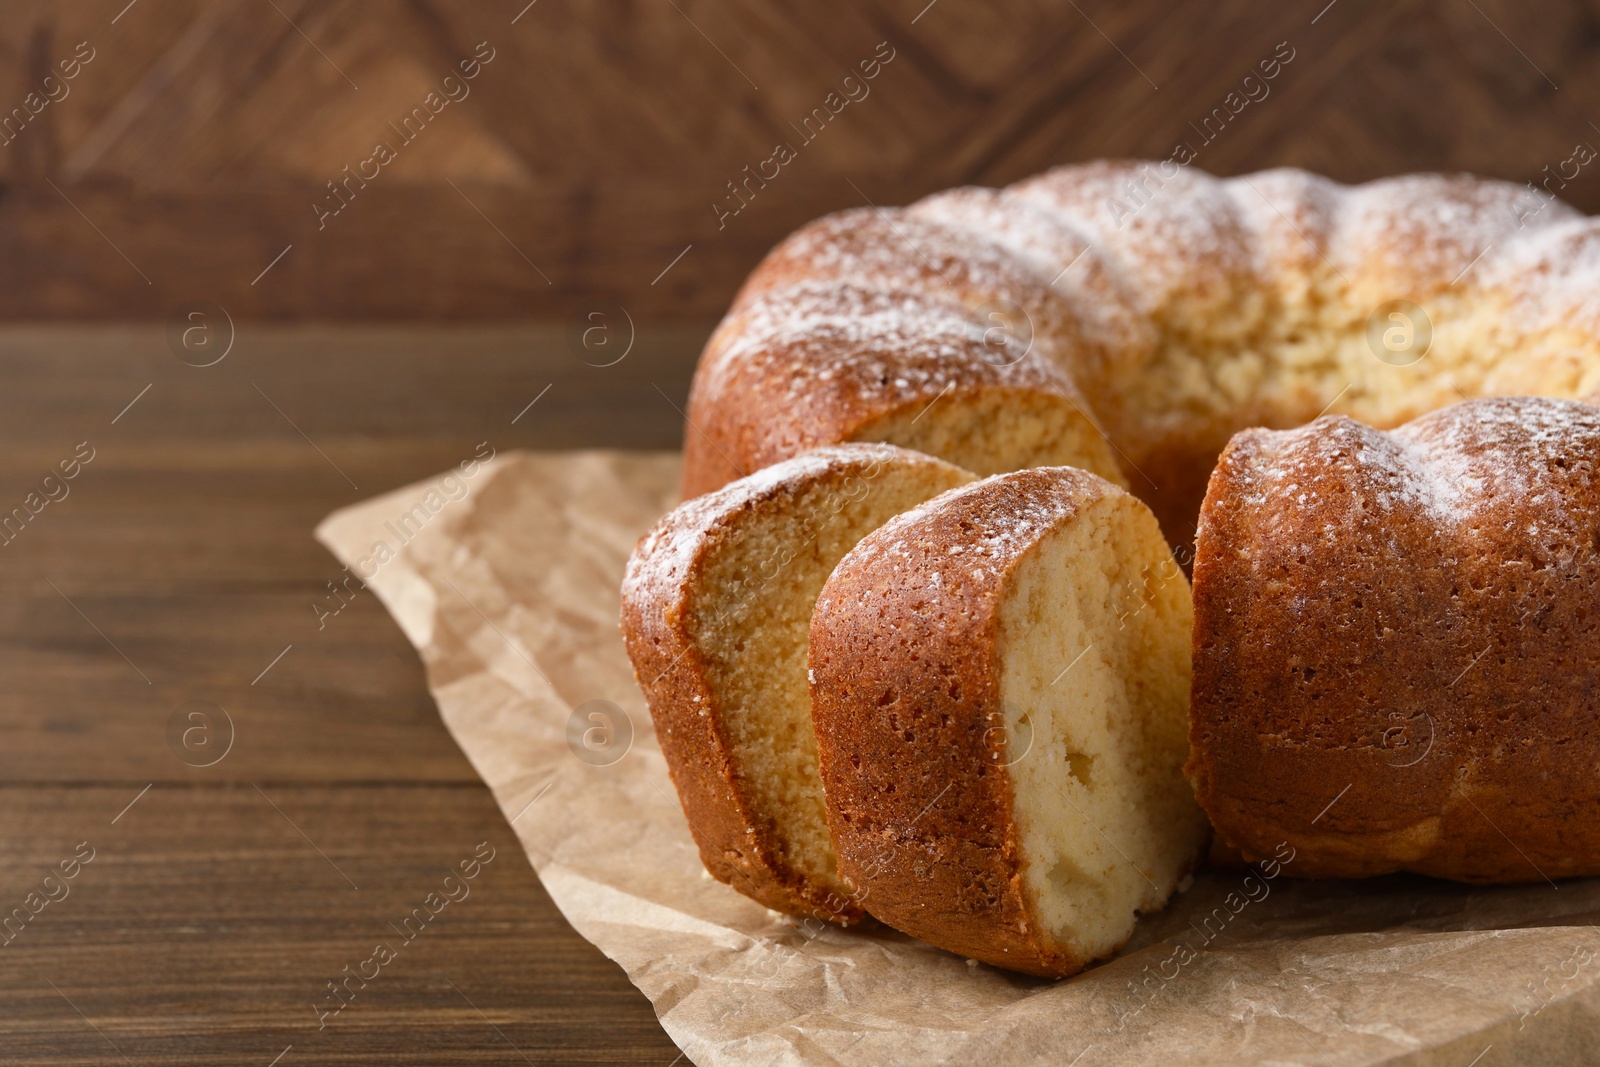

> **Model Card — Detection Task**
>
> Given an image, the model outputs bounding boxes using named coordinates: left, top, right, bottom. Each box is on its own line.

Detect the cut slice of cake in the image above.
left=809, top=466, right=1207, bottom=975
left=620, top=444, right=974, bottom=923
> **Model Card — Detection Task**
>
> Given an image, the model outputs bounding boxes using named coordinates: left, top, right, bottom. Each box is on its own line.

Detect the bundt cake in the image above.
left=682, top=162, right=1600, bottom=544
left=619, top=444, right=973, bottom=922
left=1187, top=396, right=1600, bottom=882
left=622, top=161, right=1600, bottom=976
left=808, top=467, right=1207, bottom=977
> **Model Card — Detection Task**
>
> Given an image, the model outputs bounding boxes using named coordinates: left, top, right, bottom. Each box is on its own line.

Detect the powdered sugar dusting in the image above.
left=1227, top=417, right=1457, bottom=528
left=707, top=280, right=1067, bottom=408
left=1483, top=216, right=1600, bottom=334
left=1401, top=396, right=1600, bottom=524
left=908, top=186, right=1154, bottom=357
left=1227, top=398, right=1600, bottom=538
left=623, top=443, right=921, bottom=614
left=684, top=159, right=1600, bottom=541
left=752, top=207, right=1055, bottom=312
left=1009, top=162, right=1255, bottom=312
left=845, top=466, right=1116, bottom=590
left=704, top=161, right=1600, bottom=439
left=1221, top=168, right=1343, bottom=276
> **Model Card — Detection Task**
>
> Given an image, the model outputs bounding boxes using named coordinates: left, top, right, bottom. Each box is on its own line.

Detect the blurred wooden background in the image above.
left=2, top=0, right=1599, bottom=321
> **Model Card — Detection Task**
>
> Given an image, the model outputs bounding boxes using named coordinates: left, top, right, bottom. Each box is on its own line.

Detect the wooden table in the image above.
left=0, top=324, right=706, bottom=1064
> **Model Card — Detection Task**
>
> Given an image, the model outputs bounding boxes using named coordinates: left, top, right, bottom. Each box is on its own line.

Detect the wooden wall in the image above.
left=2, top=0, right=1599, bottom=320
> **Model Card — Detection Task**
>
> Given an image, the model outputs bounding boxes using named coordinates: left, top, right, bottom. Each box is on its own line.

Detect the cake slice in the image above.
left=620, top=444, right=974, bottom=923
left=809, top=466, right=1206, bottom=975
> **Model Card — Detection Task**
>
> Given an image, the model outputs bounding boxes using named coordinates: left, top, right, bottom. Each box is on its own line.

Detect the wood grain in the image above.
left=1, top=785, right=671, bottom=1064
left=0, top=325, right=703, bottom=1064
left=2, top=0, right=1599, bottom=320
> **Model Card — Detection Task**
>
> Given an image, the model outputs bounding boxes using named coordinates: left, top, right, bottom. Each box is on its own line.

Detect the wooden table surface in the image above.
left=0, top=324, right=707, bottom=1064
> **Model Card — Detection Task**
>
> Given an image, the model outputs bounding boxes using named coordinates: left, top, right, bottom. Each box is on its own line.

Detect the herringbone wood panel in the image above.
left=1, top=0, right=1597, bottom=320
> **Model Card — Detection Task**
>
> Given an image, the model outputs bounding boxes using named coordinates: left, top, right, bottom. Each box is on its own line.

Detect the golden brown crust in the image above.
left=906, top=185, right=1155, bottom=377
left=679, top=160, right=1598, bottom=557
left=679, top=283, right=1105, bottom=499
left=620, top=444, right=969, bottom=922
left=1331, top=172, right=1580, bottom=305
left=1188, top=397, right=1600, bottom=882
left=1012, top=160, right=1260, bottom=321
left=809, top=467, right=1124, bottom=976
left=730, top=207, right=1090, bottom=352
left=682, top=204, right=1100, bottom=501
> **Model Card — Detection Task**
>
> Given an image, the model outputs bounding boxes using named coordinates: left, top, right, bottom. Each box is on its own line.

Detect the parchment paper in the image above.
left=317, top=449, right=1600, bottom=1066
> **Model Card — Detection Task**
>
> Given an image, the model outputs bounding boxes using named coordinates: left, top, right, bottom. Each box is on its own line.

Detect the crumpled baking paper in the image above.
left=316, top=449, right=1600, bottom=1067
